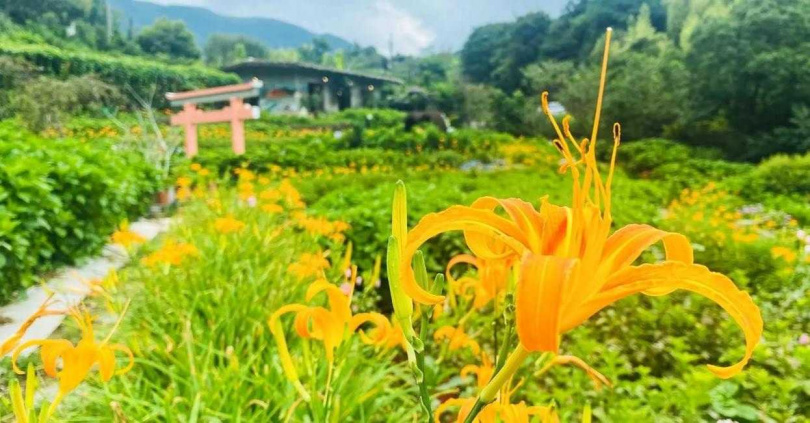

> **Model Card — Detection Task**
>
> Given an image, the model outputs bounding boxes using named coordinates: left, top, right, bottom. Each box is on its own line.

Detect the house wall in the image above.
left=229, top=66, right=389, bottom=115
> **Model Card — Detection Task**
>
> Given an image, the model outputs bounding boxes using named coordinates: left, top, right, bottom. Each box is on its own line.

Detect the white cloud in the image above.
left=136, top=0, right=563, bottom=54
left=362, top=0, right=435, bottom=55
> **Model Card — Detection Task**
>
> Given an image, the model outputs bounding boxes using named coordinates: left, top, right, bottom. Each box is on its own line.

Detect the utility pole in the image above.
left=387, top=33, right=394, bottom=73
left=106, top=0, right=113, bottom=44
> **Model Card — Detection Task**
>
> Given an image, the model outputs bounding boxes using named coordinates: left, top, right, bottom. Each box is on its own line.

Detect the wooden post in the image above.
left=166, top=81, right=262, bottom=157
left=183, top=103, right=198, bottom=157
left=230, top=97, right=246, bottom=155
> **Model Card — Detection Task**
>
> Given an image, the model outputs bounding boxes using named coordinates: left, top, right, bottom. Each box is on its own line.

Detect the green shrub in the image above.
left=11, top=74, right=121, bottom=132
left=0, top=40, right=240, bottom=108
left=194, top=145, right=466, bottom=176
left=0, top=121, right=160, bottom=303
left=740, top=153, right=810, bottom=197
left=301, top=166, right=668, bottom=280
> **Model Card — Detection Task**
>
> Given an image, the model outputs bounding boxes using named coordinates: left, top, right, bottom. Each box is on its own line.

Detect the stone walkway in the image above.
left=0, top=218, right=171, bottom=355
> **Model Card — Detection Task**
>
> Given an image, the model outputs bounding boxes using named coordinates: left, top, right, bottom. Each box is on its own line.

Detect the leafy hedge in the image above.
left=193, top=144, right=467, bottom=175
left=0, top=40, right=240, bottom=108
left=0, top=121, right=160, bottom=303
left=300, top=166, right=668, bottom=281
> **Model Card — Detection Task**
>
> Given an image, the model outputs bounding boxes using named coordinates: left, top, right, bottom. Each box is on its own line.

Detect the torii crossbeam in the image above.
left=166, top=79, right=263, bottom=157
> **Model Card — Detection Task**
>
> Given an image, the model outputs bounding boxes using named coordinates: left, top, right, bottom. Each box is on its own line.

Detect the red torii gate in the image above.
left=166, top=79, right=263, bottom=157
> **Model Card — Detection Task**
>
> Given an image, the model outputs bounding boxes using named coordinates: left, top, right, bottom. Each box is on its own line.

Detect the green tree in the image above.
left=204, top=33, right=268, bottom=67
left=344, top=44, right=386, bottom=71
left=460, top=22, right=511, bottom=84
left=542, top=0, right=667, bottom=61
left=0, top=0, right=90, bottom=25
left=685, top=0, right=810, bottom=159
left=492, top=12, right=552, bottom=92
left=556, top=5, right=690, bottom=141
left=136, top=18, right=200, bottom=60
left=298, top=37, right=330, bottom=64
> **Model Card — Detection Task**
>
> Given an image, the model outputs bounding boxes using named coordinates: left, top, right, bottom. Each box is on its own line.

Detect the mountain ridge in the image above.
left=109, top=0, right=353, bottom=50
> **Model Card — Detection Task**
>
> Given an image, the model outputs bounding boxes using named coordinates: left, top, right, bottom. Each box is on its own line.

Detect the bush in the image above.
left=0, top=121, right=160, bottom=303
left=0, top=40, right=239, bottom=108
left=11, top=74, right=121, bottom=132
left=613, top=139, right=752, bottom=195
left=739, top=153, right=810, bottom=197
left=193, top=144, right=466, bottom=176
left=301, top=166, right=668, bottom=281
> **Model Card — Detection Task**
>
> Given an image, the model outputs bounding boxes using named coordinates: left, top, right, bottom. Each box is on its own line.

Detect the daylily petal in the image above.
left=350, top=312, right=391, bottom=346
left=538, top=355, right=612, bottom=389
left=108, top=344, right=135, bottom=376
left=268, top=304, right=307, bottom=383
left=568, top=262, right=762, bottom=378
left=601, top=224, right=693, bottom=274
left=403, top=205, right=529, bottom=304
left=446, top=254, right=478, bottom=285
left=98, top=347, right=116, bottom=381
left=12, top=339, right=73, bottom=376
left=468, top=197, right=544, bottom=254
left=305, top=281, right=352, bottom=324
left=538, top=200, right=570, bottom=255
left=516, top=255, right=579, bottom=352
left=59, top=340, right=99, bottom=394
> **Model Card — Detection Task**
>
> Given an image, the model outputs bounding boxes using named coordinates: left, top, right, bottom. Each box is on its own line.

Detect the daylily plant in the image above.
left=445, top=247, right=515, bottom=310
left=12, top=305, right=134, bottom=417
left=269, top=277, right=395, bottom=402
left=394, top=28, right=762, bottom=420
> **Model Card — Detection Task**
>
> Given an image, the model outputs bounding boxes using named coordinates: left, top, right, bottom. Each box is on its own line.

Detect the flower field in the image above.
left=2, top=72, right=808, bottom=423
left=2, top=23, right=810, bottom=423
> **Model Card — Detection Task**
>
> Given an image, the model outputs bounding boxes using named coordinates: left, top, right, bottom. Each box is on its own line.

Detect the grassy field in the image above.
left=0, top=127, right=796, bottom=421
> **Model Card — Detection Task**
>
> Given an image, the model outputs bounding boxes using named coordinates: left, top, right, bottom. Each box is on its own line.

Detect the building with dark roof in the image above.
left=223, top=61, right=403, bottom=114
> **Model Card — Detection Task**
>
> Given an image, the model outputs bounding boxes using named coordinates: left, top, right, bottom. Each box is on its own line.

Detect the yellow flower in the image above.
left=771, top=246, right=797, bottom=263
left=268, top=281, right=390, bottom=401
left=446, top=250, right=514, bottom=310
left=190, top=163, right=202, bottom=172
left=395, top=28, right=762, bottom=417
left=460, top=353, right=494, bottom=390
left=287, top=252, right=330, bottom=280
left=234, top=168, right=256, bottom=182
left=111, top=222, right=146, bottom=247
left=141, top=240, right=199, bottom=267
left=176, top=176, right=192, bottom=188
left=1, top=294, right=64, bottom=356
left=434, top=325, right=480, bottom=355
left=260, top=189, right=282, bottom=201
left=261, top=203, right=283, bottom=214
left=214, top=216, right=246, bottom=234
left=435, top=397, right=556, bottom=423
left=12, top=306, right=134, bottom=417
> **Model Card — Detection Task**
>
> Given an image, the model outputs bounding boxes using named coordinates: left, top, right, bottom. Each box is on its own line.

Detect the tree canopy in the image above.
left=136, top=18, right=200, bottom=60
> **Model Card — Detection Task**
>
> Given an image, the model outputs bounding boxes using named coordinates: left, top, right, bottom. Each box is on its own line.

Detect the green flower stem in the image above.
left=463, top=344, right=537, bottom=423
left=415, top=309, right=432, bottom=422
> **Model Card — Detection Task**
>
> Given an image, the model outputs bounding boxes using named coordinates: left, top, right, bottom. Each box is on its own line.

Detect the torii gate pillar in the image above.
left=166, top=79, right=263, bottom=157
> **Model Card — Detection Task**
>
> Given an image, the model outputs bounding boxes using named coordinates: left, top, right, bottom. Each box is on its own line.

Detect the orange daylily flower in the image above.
left=110, top=221, right=146, bottom=247
left=434, top=325, right=480, bottom=355
left=141, top=240, right=199, bottom=267
left=446, top=247, right=515, bottom=309
left=536, top=355, right=611, bottom=390
left=269, top=280, right=391, bottom=401
left=1, top=294, right=64, bottom=356
left=12, top=306, right=134, bottom=416
left=397, top=28, right=761, bottom=386
left=214, top=216, right=246, bottom=234
left=435, top=397, right=556, bottom=423
left=460, top=352, right=494, bottom=389
left=287, top=252, right=331, bottom=281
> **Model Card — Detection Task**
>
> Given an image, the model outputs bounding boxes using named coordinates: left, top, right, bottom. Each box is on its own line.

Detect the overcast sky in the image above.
left=142, top=0, right=568, bottom=55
